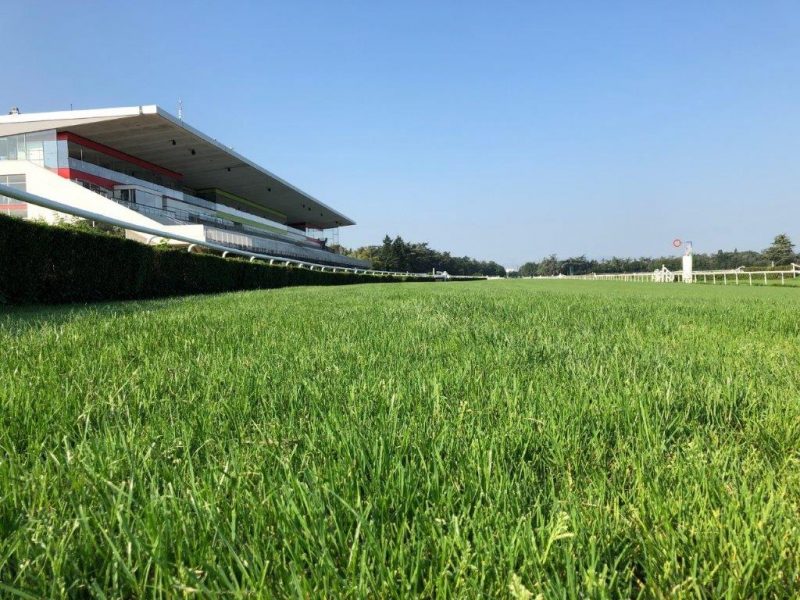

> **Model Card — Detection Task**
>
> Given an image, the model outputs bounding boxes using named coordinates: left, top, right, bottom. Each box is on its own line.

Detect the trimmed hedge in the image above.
left=0, top=215, right=427, bottom=304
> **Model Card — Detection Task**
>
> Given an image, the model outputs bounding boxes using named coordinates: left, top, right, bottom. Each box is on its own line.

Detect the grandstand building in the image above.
left=0, top=105, right=368, bottom=268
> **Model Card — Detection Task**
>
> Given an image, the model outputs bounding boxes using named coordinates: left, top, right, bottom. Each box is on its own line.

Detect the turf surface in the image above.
left=1, top=280, right=799, bottom=598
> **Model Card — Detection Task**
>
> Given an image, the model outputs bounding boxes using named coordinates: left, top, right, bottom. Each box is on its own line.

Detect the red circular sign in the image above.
left=672, top=239, right=682, bottom=248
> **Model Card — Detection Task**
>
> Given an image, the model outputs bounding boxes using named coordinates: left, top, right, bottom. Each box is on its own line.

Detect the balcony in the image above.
left=115, top=198, right=369, bottom=268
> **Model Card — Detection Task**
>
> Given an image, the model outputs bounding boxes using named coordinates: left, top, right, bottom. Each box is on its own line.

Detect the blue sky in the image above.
left=3, top=1, right=799, bottom=267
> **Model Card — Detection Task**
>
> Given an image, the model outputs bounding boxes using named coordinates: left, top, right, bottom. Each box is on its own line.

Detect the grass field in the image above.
left=1, top=280, right=799, bottom=598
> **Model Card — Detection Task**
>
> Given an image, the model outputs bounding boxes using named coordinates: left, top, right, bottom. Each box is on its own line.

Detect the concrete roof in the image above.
left=0, top=105, right=354, bottom=228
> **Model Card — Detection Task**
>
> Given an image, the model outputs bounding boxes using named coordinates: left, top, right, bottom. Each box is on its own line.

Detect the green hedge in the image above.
left=0, top=215, right=427, bottom=304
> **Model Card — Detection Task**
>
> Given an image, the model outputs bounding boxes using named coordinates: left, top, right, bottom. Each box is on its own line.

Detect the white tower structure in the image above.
left=682, top=241, right=693, bottom=283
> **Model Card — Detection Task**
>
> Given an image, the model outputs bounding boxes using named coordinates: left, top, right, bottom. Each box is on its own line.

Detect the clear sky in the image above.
left=3, top=1, right=799, bottom=267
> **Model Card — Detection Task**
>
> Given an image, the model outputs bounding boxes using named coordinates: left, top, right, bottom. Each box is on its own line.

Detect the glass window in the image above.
left=5, top=136, right=17, bottom=160
left=25, top=130, right=52, bottom=144
left=28, top=145, right=44, bottom=165
left=13, top=135, right=24, bottom=160
left=0, top=173, right=27, bottom=217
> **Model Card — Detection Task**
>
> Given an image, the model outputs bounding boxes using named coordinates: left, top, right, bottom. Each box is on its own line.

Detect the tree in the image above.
left=763, top=234, right=796, bottom=266
left=391, top=236, right=409, bottom=271
left=561, top=255, right=592, bottom=275
left=517, top=262, right=539, bottom=277
left=537, top=254, right=560, bottom=276
left=378, top=235, right=398, bottom=270
left=355, top=235, right=506, bottom=276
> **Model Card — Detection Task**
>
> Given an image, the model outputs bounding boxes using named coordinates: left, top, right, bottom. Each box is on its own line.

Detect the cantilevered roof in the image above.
left=0, top=105, right=354, bottom=228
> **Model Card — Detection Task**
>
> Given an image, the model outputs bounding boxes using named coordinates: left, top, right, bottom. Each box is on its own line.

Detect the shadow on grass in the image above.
left=0, top=292, right=228, bottom=334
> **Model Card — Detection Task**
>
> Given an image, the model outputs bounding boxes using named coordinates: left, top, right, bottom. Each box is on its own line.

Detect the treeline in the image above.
left=515, top=234, right=798, bottom=277
left=333, top=236, right=506, bottom=277
left=330, top=233, right=798, bottom=278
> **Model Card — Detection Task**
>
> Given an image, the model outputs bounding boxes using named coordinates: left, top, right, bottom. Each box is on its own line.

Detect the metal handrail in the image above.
left=0, top=184, right=482, bottom=279
left=114, top=199, right=363, bottom=267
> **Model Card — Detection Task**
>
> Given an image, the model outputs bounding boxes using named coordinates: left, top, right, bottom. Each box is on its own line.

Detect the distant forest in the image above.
left=332, top=236, right=506, bottom=277
left=335, top=233, right=798, bottom=278
left=513, top=234, right=798, bottom=277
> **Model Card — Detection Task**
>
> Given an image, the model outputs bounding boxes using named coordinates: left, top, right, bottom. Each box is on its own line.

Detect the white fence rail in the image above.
left=0, top=184, right=480, bottom=280
left=691, top=265, right=799, bottom=286
left=529, top=264, right=800, bottom=286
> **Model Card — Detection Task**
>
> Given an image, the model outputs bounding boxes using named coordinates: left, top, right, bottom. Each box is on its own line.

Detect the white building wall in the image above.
left=0, top=161, right=205, bottom=246
left=66, top=157, right=308, bottom=240
left=0, top=160, right=369, bottom=266
left=0, top=161, right=167, bottom=227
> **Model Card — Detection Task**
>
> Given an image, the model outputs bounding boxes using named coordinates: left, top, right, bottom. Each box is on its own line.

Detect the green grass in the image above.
left=1, top=280, right=799, bottom=598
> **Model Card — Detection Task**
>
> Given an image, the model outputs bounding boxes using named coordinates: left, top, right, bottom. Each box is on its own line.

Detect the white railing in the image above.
left=526, top=263, right=799, bottom=286
left=532, top=272, right=655, bottom=282
left=692, top=265, right=799, bottom=286
left=0, top=184, right=482, bottom=280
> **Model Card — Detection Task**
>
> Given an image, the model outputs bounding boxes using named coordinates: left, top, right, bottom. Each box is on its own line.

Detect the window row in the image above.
left=0, top=173, right=27, bottom=217
left=0, top=130, right=57, bottom=167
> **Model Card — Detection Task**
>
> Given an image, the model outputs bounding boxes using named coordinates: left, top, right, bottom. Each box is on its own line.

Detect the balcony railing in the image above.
left=114, top=198, right=369, bottom=268
left=205, top=229, right=369, bottom=268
